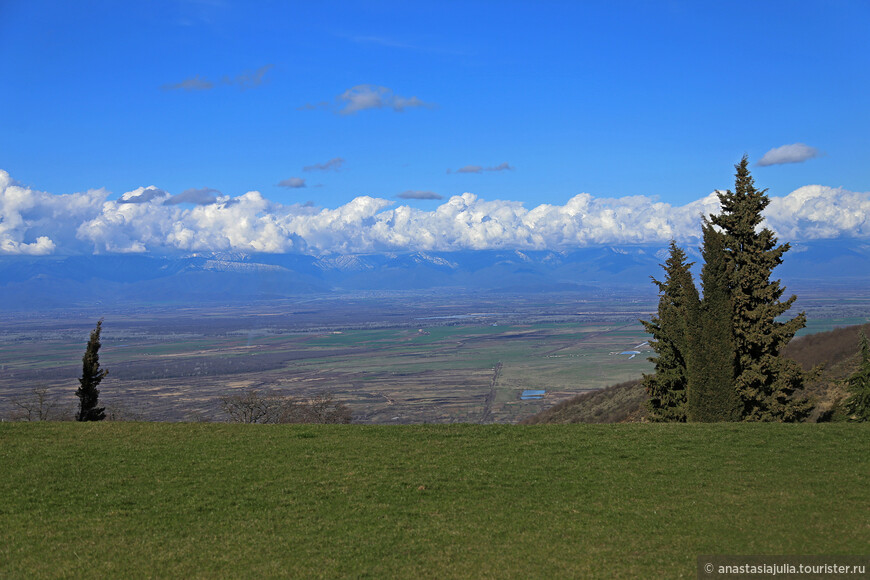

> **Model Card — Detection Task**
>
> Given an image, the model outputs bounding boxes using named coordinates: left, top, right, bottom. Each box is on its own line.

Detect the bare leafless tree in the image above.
left=220, top=389, right=296, bottom=424
left=297, top=392, right=352, bottom=424
left=10, top=387, right=67, bottom=421
left=104, top=398, right=146, bottom=422
left=220, top=390, right=351, bottom=424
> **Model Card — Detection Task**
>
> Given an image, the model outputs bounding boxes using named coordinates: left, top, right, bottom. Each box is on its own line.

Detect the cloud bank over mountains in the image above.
left=1, top=169, right=868, bottom=256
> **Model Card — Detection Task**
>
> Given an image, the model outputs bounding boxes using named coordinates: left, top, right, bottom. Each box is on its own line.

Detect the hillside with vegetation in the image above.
left=522, top=322, right=870, bottom=425
left=521, top=379, right=644, bottom=424
left=785, top=322, right=870, bottom=421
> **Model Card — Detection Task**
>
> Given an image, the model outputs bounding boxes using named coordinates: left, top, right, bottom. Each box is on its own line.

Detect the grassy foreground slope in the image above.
left=2, top=423, right=868, bottom=579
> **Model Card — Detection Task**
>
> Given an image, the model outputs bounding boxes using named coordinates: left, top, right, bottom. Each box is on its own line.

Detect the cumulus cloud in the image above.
left=277, top=178, right=306, bottom=188
left=758, top=143, right=821, bottom=167
left=335, top=85, right=434, bottom=115
left=2, top=168, right=869, bottom=256
left=449, top=162, right=514, bottom=174
left=0, top=170, right=107, bottom=255
left=162, top=64, right=274, bottom=92
left=165, top=187, right=221, bottom=205
left=397, top=190, right=443, bottom=200
left=764, top=185, right=870, bottom=239
left=303, top=158, right=344, bottom=172
left=77, top=190, right=306, bottom=254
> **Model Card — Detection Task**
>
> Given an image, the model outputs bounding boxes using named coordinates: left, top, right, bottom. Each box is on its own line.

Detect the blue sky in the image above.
left=1, top=1, right=869, bottom=255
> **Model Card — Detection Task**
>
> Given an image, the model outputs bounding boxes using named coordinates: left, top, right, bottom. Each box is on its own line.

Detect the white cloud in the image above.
left=2, top=168, right=869, bottom=256
left=335, top=85, right=433, bottom=115
left=77, top=191, right=306, bottom=254
left=0, top=234, right=55, bottom=255
left=758, top=143, right=821, bottom=167
left=0, top=170, right=106, bottom=255
left=765, top=185, right=870, bottom=239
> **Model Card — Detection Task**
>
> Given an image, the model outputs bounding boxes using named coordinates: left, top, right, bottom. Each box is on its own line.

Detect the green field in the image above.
left=2, top=422, right=867, bottom=578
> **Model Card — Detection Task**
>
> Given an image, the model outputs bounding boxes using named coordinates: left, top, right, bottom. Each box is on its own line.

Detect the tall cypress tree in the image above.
left=76, top=319, right=108, bottom=422
left=687, top=220, right=741, bottom=421
left=641, top=241, right=700, bottom=422
left=709, top=156, right=812, bottom=421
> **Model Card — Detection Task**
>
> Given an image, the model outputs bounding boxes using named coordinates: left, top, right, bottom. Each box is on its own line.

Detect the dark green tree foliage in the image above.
left=843, top=332, right=870, bottom=421
left=709, top=156, right=812, bottom=421
left=76, top=320, right=107, bottom=422
left=687, top=221, right=741, bottom=421
left=641, top=241, right=699, bottom=422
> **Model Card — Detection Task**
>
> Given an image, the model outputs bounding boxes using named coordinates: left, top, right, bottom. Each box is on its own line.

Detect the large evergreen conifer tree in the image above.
left=709, top=156, right=812, bottom=421
left=641, top=241, right=699, bottom=422
left=687, top=221, right=741, bottom=421
left=76, top=320, right=108, bottom=422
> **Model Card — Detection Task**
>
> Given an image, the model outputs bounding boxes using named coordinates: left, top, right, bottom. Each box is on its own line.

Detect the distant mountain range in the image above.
left=1, top=239, right=868, bottom=310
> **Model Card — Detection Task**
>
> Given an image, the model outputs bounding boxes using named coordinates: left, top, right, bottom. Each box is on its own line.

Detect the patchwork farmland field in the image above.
left=2, top=287, right=869, bottom=423
left=0, top=322, right=653, bottom=423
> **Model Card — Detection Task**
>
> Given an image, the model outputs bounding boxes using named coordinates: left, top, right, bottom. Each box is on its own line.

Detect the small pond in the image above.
left=521, top=389, right=546, bottom=400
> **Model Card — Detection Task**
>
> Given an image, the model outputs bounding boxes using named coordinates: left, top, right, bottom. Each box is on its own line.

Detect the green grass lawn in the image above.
left=2, top=423, right=867, bottom=578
